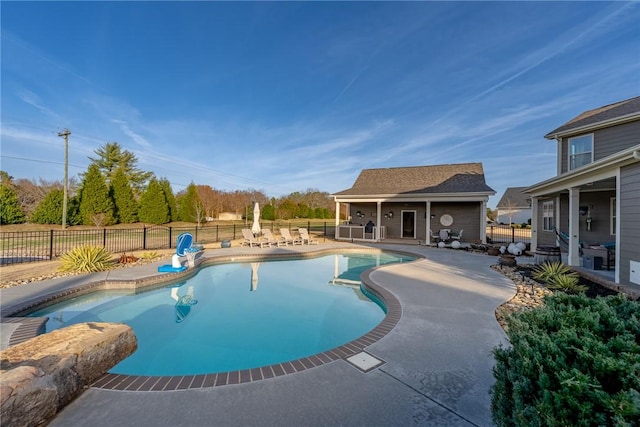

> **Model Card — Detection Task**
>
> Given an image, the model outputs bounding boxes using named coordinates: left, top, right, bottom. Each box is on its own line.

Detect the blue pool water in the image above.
left=28, top=252, right=414, bottom=376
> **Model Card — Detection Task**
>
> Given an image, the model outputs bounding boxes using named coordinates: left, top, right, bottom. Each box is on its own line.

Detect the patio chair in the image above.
left=262, top=229, right=287, bottom=247
left=298, top=228, right=319, bottom=245
left=241, top=228, right=271, bottom=248
left=429, top=229, right=439, bottom=244
left=439, top=229, right=450, bottom=242
left=450, top=229, right=463, bottom=240
left=280, top=228, right=303, bottom=245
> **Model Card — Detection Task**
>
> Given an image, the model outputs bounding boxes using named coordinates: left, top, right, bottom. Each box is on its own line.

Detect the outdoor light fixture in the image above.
left=356, top=211, right=364, bottom=218
left=385, top=211, right=394, bottom=219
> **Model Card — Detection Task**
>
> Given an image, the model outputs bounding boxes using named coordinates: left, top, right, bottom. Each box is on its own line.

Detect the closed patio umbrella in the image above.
left=251, top=202, right=261, bottom=234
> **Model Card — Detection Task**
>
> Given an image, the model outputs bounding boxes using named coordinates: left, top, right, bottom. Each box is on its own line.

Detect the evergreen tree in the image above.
left=30, top=189, right=64, bottom=224
left=158, top=178, right=177, bottom=222
left=138, top=178, right=170, bottom=224
left=261, top=204, right=276, bottom=221
left=110, top=167, right=138, bottom=223
left=78, top=164, right=115, bottom=226
left=0, top=183, right=26, bottom=224
left=88, top=142, right=153, bottom=192
left=177, top=182, right=201, bottom=223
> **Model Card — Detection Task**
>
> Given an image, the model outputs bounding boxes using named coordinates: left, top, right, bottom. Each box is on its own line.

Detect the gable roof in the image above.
left=333, top=163, right=495, bottom=196
left=496, top=187, right=530, bottom=209
left=545, top=96, right=640, bottom=139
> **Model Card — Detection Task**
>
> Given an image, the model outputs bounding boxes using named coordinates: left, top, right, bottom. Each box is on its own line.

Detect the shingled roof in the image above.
left=496, top=187, right=530, bottom=208
left=545, top=96, right=640, bottom=139
left=333, top=163, right=495, bottom=196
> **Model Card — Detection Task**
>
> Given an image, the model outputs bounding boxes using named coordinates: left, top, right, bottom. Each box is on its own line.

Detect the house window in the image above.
left=568, top=134, right=593, bottom=170
left=543, top=200, right=554, bottom=231
left=610, top=197, right=616, bottom=235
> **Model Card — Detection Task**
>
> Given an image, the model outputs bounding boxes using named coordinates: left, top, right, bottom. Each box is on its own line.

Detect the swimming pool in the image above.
left=28, top=251, right=414, bottom=376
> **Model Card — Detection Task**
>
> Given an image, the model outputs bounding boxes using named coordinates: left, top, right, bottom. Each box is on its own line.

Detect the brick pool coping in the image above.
left=4, top=247, right=417, bottom=391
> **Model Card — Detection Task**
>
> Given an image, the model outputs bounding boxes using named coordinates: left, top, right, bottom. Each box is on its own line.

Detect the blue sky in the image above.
left=1, top=2, right=639, bottom=208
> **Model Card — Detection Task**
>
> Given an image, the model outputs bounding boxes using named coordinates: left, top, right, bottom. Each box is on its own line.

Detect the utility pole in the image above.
left=58, top=129, right=71, bottom=229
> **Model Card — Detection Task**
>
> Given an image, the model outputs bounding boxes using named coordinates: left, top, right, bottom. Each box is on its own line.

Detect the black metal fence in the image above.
left=0, top=222, right=337, bottom=265
left=486, top=225, right=531, bottom=244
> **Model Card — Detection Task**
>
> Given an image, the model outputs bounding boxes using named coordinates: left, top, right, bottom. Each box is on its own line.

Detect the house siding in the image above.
left=578, top=190, right=616, bottom=245
left=620, top=163, right=640, bottom=287
left=596, top=120, right=640, bottom=160
left=349, top=201, right=482, bottom=242
left=559, top=120, right=640, bottom=174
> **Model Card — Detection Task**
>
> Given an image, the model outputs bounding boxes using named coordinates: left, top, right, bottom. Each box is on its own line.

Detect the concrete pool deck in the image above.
left=1, top=243, right=516, bottom=426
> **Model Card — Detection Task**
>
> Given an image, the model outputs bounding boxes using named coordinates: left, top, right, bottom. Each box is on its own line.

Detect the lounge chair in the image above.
left=280, top=228, right=303, bottom=245
left=262, top=229, right=287, bottom=247
left=241, top=228, right=271, bottom=248
left=298, top=228, right=319, bottom=245
left=451, top=229, right=463, bottom=240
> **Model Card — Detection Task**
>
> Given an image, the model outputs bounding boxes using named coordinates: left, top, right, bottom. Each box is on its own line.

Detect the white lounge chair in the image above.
left=262, top=229, right=287, bottom=246
left=280, top=228, right=303, bottom=245
left=241, top=229, right=271, bottom=248
left=298, top=228, right=318, bottom=245
left=451, top=229, right=463, bottom=240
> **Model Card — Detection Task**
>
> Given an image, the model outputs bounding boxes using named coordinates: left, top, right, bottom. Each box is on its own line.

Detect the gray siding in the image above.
left=595, top=120, right=640, bottom=160
left=558, top=120, right=640, bottom=175
left=578, top=190, right=616, bottom=245
left=620, top=163, right=640, bottom=287
left=349, top=202, right=482, bottom=241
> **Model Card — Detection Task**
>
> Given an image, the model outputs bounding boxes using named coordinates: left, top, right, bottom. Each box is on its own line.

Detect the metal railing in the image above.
left=0, top=222, right=337, bottom=265
left=486, top=225, right=531, bottom=244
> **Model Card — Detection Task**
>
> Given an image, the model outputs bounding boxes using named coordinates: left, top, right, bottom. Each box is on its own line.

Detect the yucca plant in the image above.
left=59, top=245, right=115, bottom=273
left=532, top=261, right=576, bottom=284
left=547, top=273, right=588, bottom=294
left=139, top=251, right=159, bottom=260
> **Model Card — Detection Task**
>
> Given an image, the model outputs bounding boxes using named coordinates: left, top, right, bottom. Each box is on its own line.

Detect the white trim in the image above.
left=567, top=133, right=594, bottom=171
left=526, top=144, right=640, bottom=196
left=545, top=113, right=640, bottom=140
left=610, top=196, right=616, bottom=236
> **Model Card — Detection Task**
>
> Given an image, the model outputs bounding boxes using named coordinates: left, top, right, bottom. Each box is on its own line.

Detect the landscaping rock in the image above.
left=1, top=322, right=137, bottom=427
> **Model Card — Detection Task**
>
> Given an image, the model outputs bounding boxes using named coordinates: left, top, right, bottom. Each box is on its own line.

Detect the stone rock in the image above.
left=1, top=322, right=137, bottom=427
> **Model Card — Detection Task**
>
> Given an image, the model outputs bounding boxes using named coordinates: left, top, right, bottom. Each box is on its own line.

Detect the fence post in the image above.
left=103, top=228, right=107, bottom=248
left=323, top=222, right=327, bottom=237
left=233, top=224, right=236, bottom=240
left=169, top=227, right=173, bottom=249
left=49, top=229, right=54, bottom=260
left=195, top=226, right=199, bottom=242
left=511, top=227, right=515, bottom=243
left=216, top=225, right=219, bottom=242
left=143, top=226, right=147, bottom=250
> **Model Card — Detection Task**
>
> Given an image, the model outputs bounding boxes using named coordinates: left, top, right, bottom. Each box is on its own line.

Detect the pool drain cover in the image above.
left=346, top=352, right=385, bottom=372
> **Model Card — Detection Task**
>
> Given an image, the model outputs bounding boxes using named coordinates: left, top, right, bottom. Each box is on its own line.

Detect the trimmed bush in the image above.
left=59, top=246, right=115, bottom=273
left=491, top=293, right=640, bottom=426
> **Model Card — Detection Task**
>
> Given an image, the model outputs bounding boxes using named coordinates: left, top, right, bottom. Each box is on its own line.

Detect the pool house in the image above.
left=332, top=163, right=495, bottom=244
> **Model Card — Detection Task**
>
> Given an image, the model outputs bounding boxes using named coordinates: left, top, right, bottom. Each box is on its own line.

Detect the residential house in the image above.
left=495, top=187, right=531, bottom=225
left=525, top=96, right=640, bottom=288
left=332, top=163, right=495, bottom=244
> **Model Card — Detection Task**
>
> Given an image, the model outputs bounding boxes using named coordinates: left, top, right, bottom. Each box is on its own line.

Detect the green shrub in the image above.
left=139, top=251, right=159, bottom=260
left=491, top=293, right=640, bottom=426
left=59, top=246, right=115, bottom=273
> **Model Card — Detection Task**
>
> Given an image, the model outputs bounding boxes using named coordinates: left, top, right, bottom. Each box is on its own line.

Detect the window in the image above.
left=568, top=134, right=593, bottom=170
left=610, top=197, right=616, bottom=235
left=543, top=200, right=554, bottom=231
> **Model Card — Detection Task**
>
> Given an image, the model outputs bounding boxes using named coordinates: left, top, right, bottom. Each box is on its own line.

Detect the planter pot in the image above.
left=487, top=247, right=500, bottom=256
left=221, top=239, right=231, bottom=248
left=498, top=254, right=517, bottom=267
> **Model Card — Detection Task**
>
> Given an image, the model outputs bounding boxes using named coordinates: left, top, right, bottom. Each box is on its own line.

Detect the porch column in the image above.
left=568, top=187, right=580, bottom=266
left=376, top=201, right=382, bottom=240
left=335, top=201, right=340, bottom=228
left=530, top=197, right=538, bottom=252
left=426, top=201, right=431, bottom=244
left=480, top=200, right=487, bottom=243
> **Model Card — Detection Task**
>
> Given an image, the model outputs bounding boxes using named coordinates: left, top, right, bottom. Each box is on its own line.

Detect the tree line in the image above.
left=0, top=142, right=336, bottom=226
